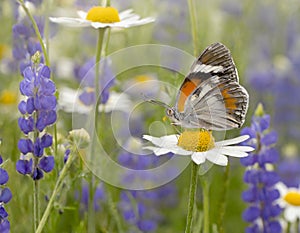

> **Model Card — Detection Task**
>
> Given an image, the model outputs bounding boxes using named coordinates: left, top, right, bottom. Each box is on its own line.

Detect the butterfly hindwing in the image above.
left=181, top=75, right=248, bottom=130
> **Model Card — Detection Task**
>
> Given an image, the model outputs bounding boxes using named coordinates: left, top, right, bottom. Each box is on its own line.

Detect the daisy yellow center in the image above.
left=86, top=6, right=120, bottom=23
left=284, top=191, right=300, bottom=206
left=0, top=90, right=17, bottom=104
left=177, top=130, right=215, bottom=152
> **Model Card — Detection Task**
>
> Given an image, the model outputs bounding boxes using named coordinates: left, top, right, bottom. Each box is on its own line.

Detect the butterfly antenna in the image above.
left=142, top=94, right=171, bottom=109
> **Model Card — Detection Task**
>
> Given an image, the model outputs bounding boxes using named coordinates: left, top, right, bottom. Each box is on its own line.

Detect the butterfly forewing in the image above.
left=173, top=42, right=249, bottom=130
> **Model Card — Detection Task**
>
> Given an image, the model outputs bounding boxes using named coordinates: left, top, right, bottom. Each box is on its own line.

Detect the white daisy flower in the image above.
left=276, top=182, right=300, bottom=222
left=143, top=130, right=254, bottom=166
left=49, top=6, right=154, bottom=29
left=58, top=87, right=132, bottom=114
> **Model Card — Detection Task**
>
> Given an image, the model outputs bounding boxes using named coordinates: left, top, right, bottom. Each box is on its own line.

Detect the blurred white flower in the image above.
left=276, top=182, right=300, bottom=222
left=50, top=7, right=154, bottom=29
left=58, top=87, right=132, bottom=114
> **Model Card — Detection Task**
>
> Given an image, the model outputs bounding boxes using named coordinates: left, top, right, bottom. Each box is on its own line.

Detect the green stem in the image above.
left=185, top=162, right=199, bottom=233
left=35, top=149, right=77, bottom=233
left=187, top=0, right=199, bottom=56
left=286, top=221, right=291, bottom=233
left=94, top=28, right=106, bottom=132
left=33, top=180, right=39, bottom=231
left=18, top=0, right=50, bottom=67
left=296, top=218, right=299, bottom=233
left=88, top=28, right=106, bottom=233
left=217, top=163, right=230, bottom=233
left=107, top=192, right=124, bottom=233
left=19, top=0, right=58, bottom=159
left=201, top=177, right=210, bottom=233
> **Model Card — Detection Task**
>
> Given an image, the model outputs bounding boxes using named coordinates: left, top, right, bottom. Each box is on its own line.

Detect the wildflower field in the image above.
left=0, top=0, right=300, bottom=232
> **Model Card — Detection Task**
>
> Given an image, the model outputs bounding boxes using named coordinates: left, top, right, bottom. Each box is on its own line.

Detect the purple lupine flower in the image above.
left=74, top=57, right=115, bottom=106
left=0, top=155, right=12, bottom=233
left=153, top=0, right=190, bottom=49
left=245, top=8, right=300, bottom=143
left=278, top=156, right=300, bottom=188
left=12, top=0, right=45, bottom=73
left=63, top=149, right=70, bottom=164
left=240, top=107, right=282, bottom=233
left=76, top=181, right=106, bottom=213
left=17, top=63, right=56, bottom=180
left=118, top=139, right=177, bottom=233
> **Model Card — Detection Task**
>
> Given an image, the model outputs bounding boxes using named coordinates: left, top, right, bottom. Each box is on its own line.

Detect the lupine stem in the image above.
left=35, top=149, right=77, bottom=233
left=185, top=162, right=199, bottom=233
left=201, top=177, right=210, bottom=233
left=18, top=0, right=50, bottom=67
left=33, top=180, right=39, bottom=231
left=217, top=163, right=230, bottom=233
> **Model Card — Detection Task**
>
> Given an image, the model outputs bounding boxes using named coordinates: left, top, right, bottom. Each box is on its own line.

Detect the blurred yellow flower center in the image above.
left=0, top=90, right=17, bottom=105
left=0, top=44, right=7, bottom=60
left=284, top=191, right=300, bottom=206
left=134, top=75, right=152, bottom=83
left=86, top=6, right=120, bottom=23
left=177, top=130, right=215, bottom=152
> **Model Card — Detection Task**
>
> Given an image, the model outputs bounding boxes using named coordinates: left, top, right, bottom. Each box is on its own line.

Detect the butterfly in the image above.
left=150, top=42, right=249, bottom=130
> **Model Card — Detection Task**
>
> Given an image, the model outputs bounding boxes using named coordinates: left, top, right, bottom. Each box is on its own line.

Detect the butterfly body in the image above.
left=166, top=42, right=249, bottom=131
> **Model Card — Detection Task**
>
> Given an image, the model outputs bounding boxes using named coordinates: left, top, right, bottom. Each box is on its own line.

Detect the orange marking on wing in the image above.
left=177, top=79, right=200, bottom=112
left=221, top=87, right=238, bottom=111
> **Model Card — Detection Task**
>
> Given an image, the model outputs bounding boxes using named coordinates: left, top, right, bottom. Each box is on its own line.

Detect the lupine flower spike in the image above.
left=240, top=104, right=282, bottom=233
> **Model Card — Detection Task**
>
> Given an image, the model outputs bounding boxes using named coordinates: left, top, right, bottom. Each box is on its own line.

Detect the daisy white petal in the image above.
left=143, top=135, right=178, bottom=148
left=215, top=135, right=250, bottom=146
left=77, top=10, right=87, bottom=19
left=206, top=150, right=228, bottom=166
left=119, top=9, right=135, bottom=20
left=143, top=146, right=173, bottom=156
left=191, top=152, right=206, bottom=165
left=222, top=145, right=255, bottom=152
left=218, top=147, right=249, bottom=157
left=284, top=207, right=298, bottom=222
left=49, top=17, right=91, bottom=27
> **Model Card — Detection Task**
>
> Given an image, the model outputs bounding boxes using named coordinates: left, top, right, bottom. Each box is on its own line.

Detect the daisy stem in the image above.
left=88, top=28, right=106, bottom=233
left=94, top=28, right=106, bottom=132
left=286, top=222, right=290, bottom=233
left=185, top=162, right=199, bottom=233
left=187, top=0, right=199, bottom=56
left=217, top=163, right=230, bottom=233
left=35, top=148, right=77, bottom=233
left=200, top=176, right=210, bottom=233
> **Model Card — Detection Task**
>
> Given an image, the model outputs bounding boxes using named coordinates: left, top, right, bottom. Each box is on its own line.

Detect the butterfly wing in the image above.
left=182, top=75, right=249, bottom=130
left=174, top=42, right=248, bottom=130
